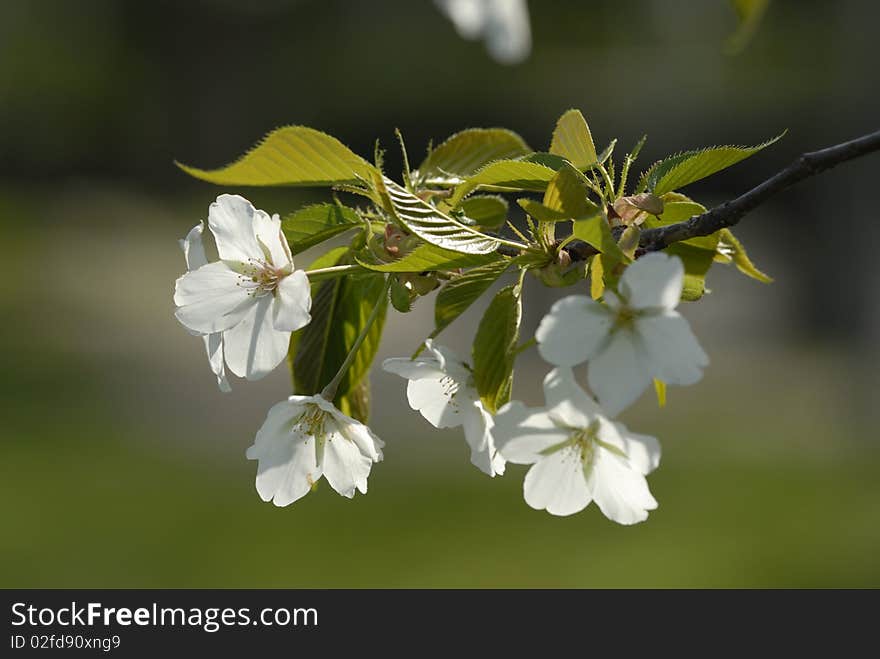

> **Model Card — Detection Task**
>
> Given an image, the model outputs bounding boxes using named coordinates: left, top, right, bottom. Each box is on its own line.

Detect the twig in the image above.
left=640, top=129, right=880, bottom=251
left=500, top=129, right=880, bottom=261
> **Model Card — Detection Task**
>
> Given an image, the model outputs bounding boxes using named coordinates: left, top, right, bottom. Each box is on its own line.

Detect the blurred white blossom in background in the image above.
left=434, top=0, right=531, bottom=64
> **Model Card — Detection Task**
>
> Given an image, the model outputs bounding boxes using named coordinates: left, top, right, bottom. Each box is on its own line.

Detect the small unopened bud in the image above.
left=612, top=193, right=664, bottom=226
left=384, top=224, right=406, bottom=256
left=556, top=249, right=572, bottom=269
left=537, top=250, right=576, bottom=287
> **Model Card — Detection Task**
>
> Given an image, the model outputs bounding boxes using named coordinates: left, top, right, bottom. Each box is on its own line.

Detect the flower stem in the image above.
left=320, top=275, right=392, bottom=402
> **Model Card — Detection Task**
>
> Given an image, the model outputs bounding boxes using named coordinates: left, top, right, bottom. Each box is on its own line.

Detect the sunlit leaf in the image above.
left=282, top=202, right=361, bottom=255
left=573, top=215, right=625, bottom=262
left=717, top=228, right=773, bottom=283
left=418, top=128, right=531, bottom=183
left=543, top=163, right=599, bottom=217
left=356, top=243, right=499, bottom=272
left=517, top=199, right=569, bottom=222
left=549, top=109, right=598, bottom=169
left=638, top=133, right=783, bottom=196
left=459, top=195, right=509, bottom=230
left=448, top=160, right=557, bottom=206
left=589, top=255, right=604, bottom=299
left=177, top=126, right=375, bottom=187
left=379, top=177, right=501, bottom=254
left=521, top=152, right=570, bottom=170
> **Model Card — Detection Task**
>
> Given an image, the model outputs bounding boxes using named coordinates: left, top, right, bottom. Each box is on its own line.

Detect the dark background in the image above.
left=2, top=0, right=878, bottom=587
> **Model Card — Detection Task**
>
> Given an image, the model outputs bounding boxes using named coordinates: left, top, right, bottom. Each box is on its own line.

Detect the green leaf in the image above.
left=473, top=283, right=522, bottom=413
left=418, top=128, right=531, bottom=182
left=596, top=139, right=617, bottom=165
left=380, top=177, right=501, bottom=254
left=176, top=126, right=375, bottom=187
left=521, top=152, right=571, bottom=170
left=291, top=252, right=387, bottom=422
left=573, top=215, right=625, bottom=262
left=304, top=246, right=350, bottom=273
left=717, top=228, right=773, bottom=283
left=431, top=260, right=513, bottom=340
left=281, top=202, right=361, bottom=255
left=657, top=199, right=706, bottom=224
left=543, top=163, right=599, bottom=217
left=665, top=240, right=720, bottom=301
left=459, top=195, right=509, bottom=230
left=337, top=379, right=371, bottom=423
left=644, top=196, right=719, bottom=300
left=389, top=276, right=414, bottom=312
left=356, top=243, right=500, bottom=272
left=549, top=109, right=598, bottom=169
left=638, top=133, right=784, bottom=195
left=517, top=199, right=569, bottom=223
left=448, top=160, right=557, bottom=206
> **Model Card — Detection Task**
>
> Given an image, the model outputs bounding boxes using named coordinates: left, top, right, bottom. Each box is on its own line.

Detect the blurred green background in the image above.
left=2, top=0, right=879, bottom=588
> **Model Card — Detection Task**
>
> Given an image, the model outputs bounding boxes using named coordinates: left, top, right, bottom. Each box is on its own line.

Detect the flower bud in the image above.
left=612, top=193, right=664, bottom=226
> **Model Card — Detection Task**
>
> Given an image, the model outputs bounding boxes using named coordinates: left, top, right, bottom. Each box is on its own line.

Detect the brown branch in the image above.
left=640, top=129, right=880, bottom=251
left=504, top=129, right=880, bottom=262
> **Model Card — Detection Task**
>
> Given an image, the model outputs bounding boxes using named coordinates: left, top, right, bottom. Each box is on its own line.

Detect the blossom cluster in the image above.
left=174, top=195, right=708, bottom=524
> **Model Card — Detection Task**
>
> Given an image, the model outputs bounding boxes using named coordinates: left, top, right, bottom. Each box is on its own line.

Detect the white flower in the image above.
left=174, top=194, right=312, bottom=382
left=179, top=222, right=231, bottom=392
left=434, top=0, right=532, bottom=65
left=535, top=252, right=708, bottom=416
left=246, top=394, right=384, bottom=506
left=382, top=340, right=505, bottom=477
left=493, top=368, right=660, bottom=524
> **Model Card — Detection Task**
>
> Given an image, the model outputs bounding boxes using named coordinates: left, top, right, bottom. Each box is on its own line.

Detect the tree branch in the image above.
left=639, top=129, right=880, bottom=251
left=538, top=129, right=880, bottom=262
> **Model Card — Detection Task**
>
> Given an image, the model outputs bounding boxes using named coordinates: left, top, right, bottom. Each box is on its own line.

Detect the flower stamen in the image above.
left=238, top=257, right=285, bottom=297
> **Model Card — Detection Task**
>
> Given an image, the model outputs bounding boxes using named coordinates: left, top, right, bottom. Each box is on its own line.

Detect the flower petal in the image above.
left=382, top=357, right=447, bottom=381
left=174, top=261, right=254, bottom=334
left=588, top=329, right=651, bottom=417
left=222, top=295, right=291, bottom=380
left=253, top=210, right=292, bottom=269
left=329, top=404, right=385, bottom=464
left=492, top=401, right=569, bottom=464
left=207, top=194, right=262, bottom=262
left=462, top=402, right=505, bottom=477
left=246, top=400, right=322, bottom=507
left=180, top=222, right=209, bottom=271
left=536, top=295, right=613, bottom=367
left=273, top=269, right=312, bottom=332
left=321, top=426, right=374, bottom=498
left=619, top=252, right=683, bottom=311
left=613, top=422, right=661, bottom=475
left=543, top=367, right=602, bottom=428
left=423, top=341, right=472, bottom=382
left=636, top=311, right=708, bottom=386
left=405, top=377, right=472, bottom=429
left=202, top=332, right=231, bottom=392
left=523, top=446, right=592, bottom=516
left=588, top=449, right=657, bottom=525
